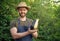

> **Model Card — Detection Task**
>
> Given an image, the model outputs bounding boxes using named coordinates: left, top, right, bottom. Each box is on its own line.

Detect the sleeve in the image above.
left=30, top=19, right=33, bottom=25
left=10, top=20, right=16, bottom=28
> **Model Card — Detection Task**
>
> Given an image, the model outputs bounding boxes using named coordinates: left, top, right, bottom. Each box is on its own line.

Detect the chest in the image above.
left=17, top=20, right=32, bottom=33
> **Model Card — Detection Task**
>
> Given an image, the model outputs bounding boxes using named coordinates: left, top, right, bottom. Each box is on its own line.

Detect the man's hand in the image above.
left=28, top=28, right=37, bottom=34
left=27, top=28, right=38, bottom=38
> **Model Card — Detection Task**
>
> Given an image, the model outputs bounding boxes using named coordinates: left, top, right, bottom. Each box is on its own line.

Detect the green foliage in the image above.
left=0, top=0, right=60, bottom=41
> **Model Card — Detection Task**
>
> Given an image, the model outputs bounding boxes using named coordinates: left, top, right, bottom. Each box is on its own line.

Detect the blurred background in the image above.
left=0, top=0, right=60, bottom=41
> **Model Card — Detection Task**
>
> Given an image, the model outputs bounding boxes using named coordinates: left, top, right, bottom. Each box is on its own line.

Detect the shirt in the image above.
left=10, top=18, right=33, bottom=41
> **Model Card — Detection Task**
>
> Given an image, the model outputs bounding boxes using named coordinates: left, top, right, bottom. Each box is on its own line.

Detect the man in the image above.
left=10, top=2, right=38, bottom=41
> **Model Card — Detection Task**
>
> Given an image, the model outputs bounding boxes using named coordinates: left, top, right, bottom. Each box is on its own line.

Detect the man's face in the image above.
left=18, top=7, right=28, bottom=17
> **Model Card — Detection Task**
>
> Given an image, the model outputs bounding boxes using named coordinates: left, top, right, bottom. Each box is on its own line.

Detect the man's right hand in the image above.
left=28, top=28, right=37, bottom=34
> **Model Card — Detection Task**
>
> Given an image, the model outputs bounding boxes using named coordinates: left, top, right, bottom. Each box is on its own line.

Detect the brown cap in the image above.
left=16, top=2, right=31, bottom=10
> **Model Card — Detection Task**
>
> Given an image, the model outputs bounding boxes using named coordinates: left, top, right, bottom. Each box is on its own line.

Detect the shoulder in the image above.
left=10, top=18, right=18, bottom=26
left=10, top=18, right=19, bottom=28
left=27, top=18, right=33, bottom=22
left=10, top=19, right=17, bottom=23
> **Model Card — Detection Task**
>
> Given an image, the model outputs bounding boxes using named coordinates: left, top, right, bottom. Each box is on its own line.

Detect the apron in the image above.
left=15, top=19, right=32, bottom=41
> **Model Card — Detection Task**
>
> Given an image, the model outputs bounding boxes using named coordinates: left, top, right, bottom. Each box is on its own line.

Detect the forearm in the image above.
left=12, top=31, right=30, bottom=39
left=10, top=27, right=38, bottom=39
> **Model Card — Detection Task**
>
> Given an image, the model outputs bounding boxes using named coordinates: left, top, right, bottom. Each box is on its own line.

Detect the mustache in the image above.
left=19, top=13, right=26, bottom=17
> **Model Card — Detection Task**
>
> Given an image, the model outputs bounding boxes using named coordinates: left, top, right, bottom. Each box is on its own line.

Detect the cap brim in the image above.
left=16, top=6, right=31, bottom=10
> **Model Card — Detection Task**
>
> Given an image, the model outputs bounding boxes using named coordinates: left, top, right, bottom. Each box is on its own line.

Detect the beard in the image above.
left=19, top=13, right=26, bottom=18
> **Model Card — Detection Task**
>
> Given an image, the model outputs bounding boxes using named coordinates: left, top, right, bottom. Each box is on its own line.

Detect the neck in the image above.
left=19, top=16, right=26, bottom=21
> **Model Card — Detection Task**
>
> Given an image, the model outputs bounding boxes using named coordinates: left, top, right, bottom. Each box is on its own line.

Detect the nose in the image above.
left=21, top=10, right=25, bottom=12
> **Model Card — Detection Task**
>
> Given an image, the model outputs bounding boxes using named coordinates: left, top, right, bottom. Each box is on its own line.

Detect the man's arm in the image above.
left=10, top=27, right=30, bottom=39
left=10, top=27, right=37, bottom=39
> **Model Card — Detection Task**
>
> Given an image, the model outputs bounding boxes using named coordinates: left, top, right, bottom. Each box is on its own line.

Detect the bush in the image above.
left=0, top=0, right=60, bottom=41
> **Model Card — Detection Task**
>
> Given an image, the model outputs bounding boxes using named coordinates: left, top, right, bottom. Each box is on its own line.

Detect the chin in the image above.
left=19, top=14, right=26, bottom=17
left=20, top=15, right=26, bottom=17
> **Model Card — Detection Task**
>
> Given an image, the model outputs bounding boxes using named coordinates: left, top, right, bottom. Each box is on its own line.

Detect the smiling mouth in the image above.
left=21, top=13, right=25, bottom=15
left=20, top=13, right=26, bottom=16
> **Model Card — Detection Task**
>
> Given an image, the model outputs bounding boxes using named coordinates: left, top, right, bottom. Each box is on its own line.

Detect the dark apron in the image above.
left=15, top=19, right=32, bottom=41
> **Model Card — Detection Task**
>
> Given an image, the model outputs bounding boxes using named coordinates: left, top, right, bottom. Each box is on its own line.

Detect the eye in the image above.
left=24, top=9, right=26, bottom=11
